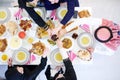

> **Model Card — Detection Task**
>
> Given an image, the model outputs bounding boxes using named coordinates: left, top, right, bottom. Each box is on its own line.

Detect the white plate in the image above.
left=0, top=8, right=11, bottom=23
left=60, top=36, right=74, bottom=51
left=57, top=6, right=67, bottom=20
left=0, top=53, right=9, bottom=63
left=50, top=48, right=63, bottom=66
left=8, top=36, right=22, bottom=50
left=77, top=32, right=94, bottom=48
left=12, top=48, right=30, bottom=64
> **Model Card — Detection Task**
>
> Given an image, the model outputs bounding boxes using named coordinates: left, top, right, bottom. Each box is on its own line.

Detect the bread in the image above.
left=78, top=10, right=91, bottom=18
left=6, top=21, right=18, bottom=36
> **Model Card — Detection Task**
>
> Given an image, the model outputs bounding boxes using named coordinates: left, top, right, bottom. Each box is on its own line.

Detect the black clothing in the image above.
left=45, top=58, right=77, bottom=80
left=5, top=57, right=47, bottom=80
left=18, top=0, right=48, bottom=30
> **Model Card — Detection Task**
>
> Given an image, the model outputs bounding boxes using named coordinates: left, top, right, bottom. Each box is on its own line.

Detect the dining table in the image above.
left=0, top=7, right=120, bottom=66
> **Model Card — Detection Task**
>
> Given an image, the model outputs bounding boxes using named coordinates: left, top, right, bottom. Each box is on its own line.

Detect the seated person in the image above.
left=5, top=52, right=47, bottom=80
left=18, top=0, right=49, bottom=31
left=45, top=39, right=77, bottom=80
left=27, top=0, right=79, bottom=34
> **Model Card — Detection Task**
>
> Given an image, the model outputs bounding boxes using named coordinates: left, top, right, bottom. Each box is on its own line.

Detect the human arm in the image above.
left=18, top=0, right=48, bottom=30
left=59, top=48, right=77, bottom=80
left=60, top=0, right=75, bottom=25
left=45, top=65, right=52, bottom=80
left=57, top=18, right=102, bottom=38
left=27, top=57, right=47, bottom=79
left=56, top=40, right=77, bottom=80
left=27, top=47, right=48, bottom=79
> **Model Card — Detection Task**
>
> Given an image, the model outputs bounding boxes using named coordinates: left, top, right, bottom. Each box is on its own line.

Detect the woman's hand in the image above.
left=58, top=28, right=67, bottom=38
left=16, top=67, right=24, bottom=74
left=8, top=58, right=13, bottom=67
left=42, top=47, right=50, bottom=58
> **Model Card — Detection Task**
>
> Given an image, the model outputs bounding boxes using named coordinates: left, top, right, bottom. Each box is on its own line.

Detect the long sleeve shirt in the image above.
left=5, top=57, right=47, bottom=80
left=44, top=0, right=79, bottom=25
left=18, top=0, right=48, bottom=29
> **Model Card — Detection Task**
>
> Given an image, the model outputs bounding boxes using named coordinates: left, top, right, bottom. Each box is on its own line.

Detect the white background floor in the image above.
left=0, top=0, right=120, bottom=80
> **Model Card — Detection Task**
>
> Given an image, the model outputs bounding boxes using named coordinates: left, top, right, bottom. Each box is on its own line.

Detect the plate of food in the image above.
left=0, top=24, right=7, bottom=37
left=19, top=17, right=32, bottom=31
left=0, top=38, right=8, bottom=52
left=76, top=7, right=92, bottom=18
left=8, top=36, right=22, bottom=50
left=0, top=53, right=9, bottom=63
left=50, top=48, right=63, bottom=66
left=61, top=36, right=74, bottom=51
left=6, top=21, right=18, bottom=36
left=57, top=6, right=67, bottom=20
left=31, top=41, right=46, bottom=56
left=36, top=27, right=49, bottom=39
left=12, top=48, right=30, bottom=64
left=77, top=49, right=92, bottom=61
left=0, top=8, right=11, bottom=23
left=77, top=32, right=94, bottom=49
